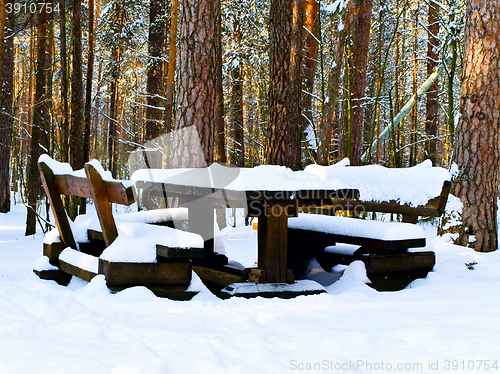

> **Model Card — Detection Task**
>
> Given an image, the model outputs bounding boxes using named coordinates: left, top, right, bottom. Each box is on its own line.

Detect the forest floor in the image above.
left=1, top=202, right=500, bottom=373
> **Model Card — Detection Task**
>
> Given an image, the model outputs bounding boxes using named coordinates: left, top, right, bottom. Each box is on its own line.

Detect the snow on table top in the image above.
left=131, top=159, right=450, bottom=207
left=114, top=207, right=188, bottom=224
left=288, top=213, right=426, bottom=241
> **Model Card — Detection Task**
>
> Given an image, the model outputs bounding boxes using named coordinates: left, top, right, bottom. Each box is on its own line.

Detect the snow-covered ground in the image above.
left=1, top=203, right=500, bottom=373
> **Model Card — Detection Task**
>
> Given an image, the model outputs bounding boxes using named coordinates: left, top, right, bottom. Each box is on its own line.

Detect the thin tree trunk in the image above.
left=83, top=0, right=95, bottom=165
left=26, top=2, right=50, bottom=234
left=302, top=0, right=319, bottom=133
left=425, top=0, right=440, bottom=165
left=59, top=0, right=69, bottom=162
left=230, top=13, right=244, bottom=166
left=0, top=0, right=14, bottom=213
left=452, top=0, right=500, bottom=252
left=108, top=1, right=125, bottom=177
left=213, top=0, right=226, bottom=164
left=349, top=0, right=372, bottom=166
left=164, top=0, right=178, bottom=134
left=265, top=0, right=292, bottom=166
left=145, top=0, right=165, bottom=142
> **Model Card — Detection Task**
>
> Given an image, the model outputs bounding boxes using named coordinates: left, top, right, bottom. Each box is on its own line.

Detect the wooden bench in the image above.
left=34, top=155, right=204, bottom=299
left=287, top=181, right=451, bottom=291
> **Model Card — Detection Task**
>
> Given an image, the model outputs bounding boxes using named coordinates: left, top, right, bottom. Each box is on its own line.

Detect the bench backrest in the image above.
left=38, top=157, right=135, bottom=249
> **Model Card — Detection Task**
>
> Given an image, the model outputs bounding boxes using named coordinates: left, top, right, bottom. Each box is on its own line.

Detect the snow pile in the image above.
left=288, top=213, right=426, bottom=241
left=305, top=159, right=451, bottom=207
left=59, top=248, right=99, bottom=274
left=97, top=220, right=204, bottom=263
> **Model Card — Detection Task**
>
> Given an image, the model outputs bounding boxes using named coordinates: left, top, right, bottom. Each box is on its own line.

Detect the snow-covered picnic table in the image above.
left=131, top=159, right=451, bottom=290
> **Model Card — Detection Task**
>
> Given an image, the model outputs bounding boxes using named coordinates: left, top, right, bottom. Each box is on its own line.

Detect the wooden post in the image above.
left=257, top=203, right=289, bottom=283
left=38, top=161, right=77, bottom=249
left=85, top=163, right=118, bottom=246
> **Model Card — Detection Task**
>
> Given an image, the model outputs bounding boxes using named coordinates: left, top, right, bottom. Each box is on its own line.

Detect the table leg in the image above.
left=186, top=199, right=215, bottom=256
left=257, top=206, right=291, bottom=283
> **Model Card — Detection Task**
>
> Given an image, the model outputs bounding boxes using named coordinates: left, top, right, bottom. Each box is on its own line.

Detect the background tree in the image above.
left=451, top=0, right=500, bottom=252
left=0, top=0, right=14, bottom=212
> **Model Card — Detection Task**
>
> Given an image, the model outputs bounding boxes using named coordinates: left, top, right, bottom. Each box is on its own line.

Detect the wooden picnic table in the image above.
left=132, top=166, right=359, bottom=284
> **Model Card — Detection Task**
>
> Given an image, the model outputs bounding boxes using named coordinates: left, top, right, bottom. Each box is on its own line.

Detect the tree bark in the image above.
left=265, top=0, right=292, bottom=166
left=452, top=0, right=500, bottom=252
left=287, top=0, right=303, bottom=170
left=302, top=0, right=319, bottom=134
left=230, top=14, right=244, bottom=166
left=425, top=0, right=440, bottom=165
left=164, top=0, right=179, bottom=134
left=26, top=2, right=50, bottom=234
left=83, top=0, right=95, bottom=163
left=213, top=0, right=226, bottom=164
left=145, top=0, right=166, bottom=142
left=0, top=0, right=14, bottom=213
left=173, top=0, right=219, bottom=167
left=59, top=0, right=69, bottom=162
left=348, top=0, right=372, bottom=166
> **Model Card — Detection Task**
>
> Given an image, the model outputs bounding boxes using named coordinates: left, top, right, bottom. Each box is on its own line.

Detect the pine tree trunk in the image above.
left=425, top=0, right=439, bottom=165
left=26, top=3, right=50, bottom=234
left=265, top=0, right=292, bottom=166
left=287, top=0, right=303, bottom=170
left=302, top=0, right=319, bottom=135
left=349, top=0, right=372, bottom=166
left=173, top=0, right=219, bottom=167
left=145, top=0, right=165, bottom=142
left=213, top=0, right=226, bottom=164
left=83, top=0, right=95, bottom=164
left=59, top=0, right=69, bottom=162
left=0, top=0, right=14, bottom=213
left=452, top=0, right=500, bottom=252
left=230, top=14, right=244, bottom=166
left=108, top=2, right=124, bottom=177
left=164, top=0, right=178, bottom=134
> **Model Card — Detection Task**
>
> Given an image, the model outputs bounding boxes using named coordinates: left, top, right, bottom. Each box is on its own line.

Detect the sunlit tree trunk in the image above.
left=145, top=0, right=165, bottom=141
left=26, top=2, right=50, bottom=234
left=164, top=0, right=178, bottom=134
left=452, top=0, right=500, bottom=252
left=59, top=0, right=69, bottom=162
left=83, top=0, right=95, bottom=164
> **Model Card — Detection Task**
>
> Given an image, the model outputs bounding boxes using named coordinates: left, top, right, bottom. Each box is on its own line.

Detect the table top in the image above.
left=131, top=164, right=359, bottom=202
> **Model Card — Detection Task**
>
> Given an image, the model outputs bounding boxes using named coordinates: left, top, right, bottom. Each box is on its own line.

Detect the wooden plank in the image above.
left=102, top=180, right=136, bottom=206
left=288, top=228, right=425, bottom=253
left=99, top=258, right=192, bottom=286
left=156, top=245, right=204, bottom=259
left=193, top=265, right=243, bottom=287
left=38, top=162, right=77, bottom=249
left=85, top=163, right=119, bottom=247
left=59, top=259, right=98, bottom=282
left=364, top=251, right=435, bottom=274
left=33, top=269, right=72, bottom=286
left=54, top=174, right=93, bottom=198
left=296, top=189, right=359, bottom=200
left=43, top=241, right=66, bottom=265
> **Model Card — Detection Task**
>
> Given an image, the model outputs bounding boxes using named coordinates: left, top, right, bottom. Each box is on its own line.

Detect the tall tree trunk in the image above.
left=265, top=0, right=292, bottom=166
left=68, top=0, right=84, bottom=218
left=173, top=0, right=219, bottom=167
left=108, top=1, right=125, bottom=177
left=452, top=0, right=500, bottom=252
left=425, top=0, right=440, bottom=165
left=164, top=0, right=179, bottom=134
left=213, top=0, right=226, bottom=164
left=302, top=0, right=319, bottom=133
left=145, top=0, right=166, bottom=142
left=83, top=0, right=95, bottom=164
left=348, top=0, right=372, bottom=166
left=0, top=0, right=14, bottom=213
left=59, top=0, right=69, bottom=162
left=287, top=0, right=303, bottom=170
left=26, top=2, right=50, bottom=234
left=230, top=14, right=244, bottom=166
